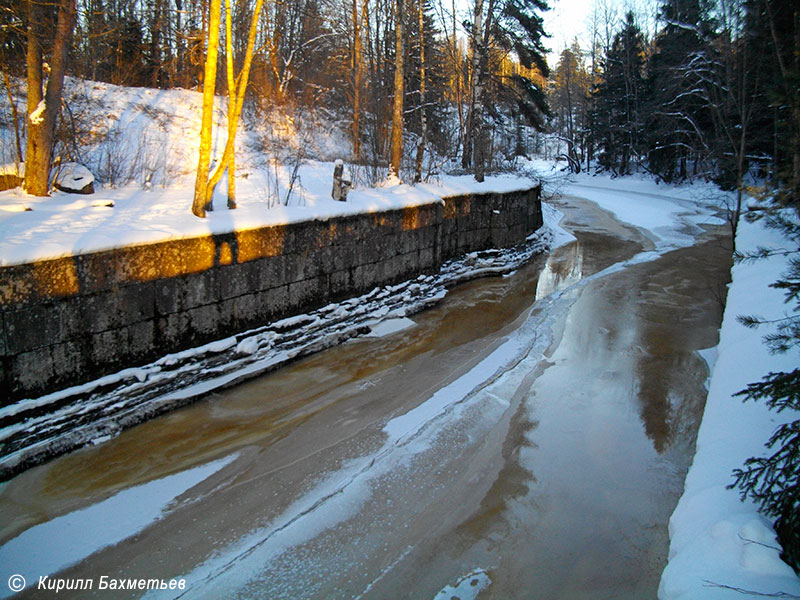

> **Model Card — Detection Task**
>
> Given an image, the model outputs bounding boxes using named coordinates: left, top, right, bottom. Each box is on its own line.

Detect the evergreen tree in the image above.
left=551, top=41, right=589, bottom=173
left=592, top=11, right=646, bottom=175
left=730, top=0, right=800, bottom=573
left=645, top=0, right=715, bottom=182
left=742, top=0, right=800, bottom=205
left=23, top=0, right=77, bottom=196
left=731, top=209, right=800, bottom=573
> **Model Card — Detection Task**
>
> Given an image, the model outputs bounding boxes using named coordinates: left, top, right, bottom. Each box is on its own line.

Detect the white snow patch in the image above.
left=0, top=162, right=24, bottom=177
left=433, top=569, right=492, bottom=600
left=29, top=100, right=45, bottom=125
left=542, top=202, right=576, bottom=249
left=205, top=338, right=236, bottom=353
left=54, top=162, right=95, bottom=189
left=235, top=337, right=259, bottom=355
left=364, top=317, right=416, bottom=338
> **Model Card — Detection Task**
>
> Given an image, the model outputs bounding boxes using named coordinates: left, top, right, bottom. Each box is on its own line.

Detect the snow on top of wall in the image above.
left=0, top=164, right=538, bottom=267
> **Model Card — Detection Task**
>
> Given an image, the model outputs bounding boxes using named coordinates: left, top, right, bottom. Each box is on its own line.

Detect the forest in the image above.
left=0, top=0, right=798, bottom=216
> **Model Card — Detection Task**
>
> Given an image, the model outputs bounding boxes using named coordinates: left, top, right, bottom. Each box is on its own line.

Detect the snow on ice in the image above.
left=0, top=454, right=237, bottom=600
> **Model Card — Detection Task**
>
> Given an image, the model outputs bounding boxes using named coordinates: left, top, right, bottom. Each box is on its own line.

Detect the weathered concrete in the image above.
left=0, top=186, right=542, bottom=403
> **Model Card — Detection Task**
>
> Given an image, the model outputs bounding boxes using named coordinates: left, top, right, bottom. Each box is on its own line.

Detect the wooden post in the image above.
left=332, top=160, right=351, bottom=201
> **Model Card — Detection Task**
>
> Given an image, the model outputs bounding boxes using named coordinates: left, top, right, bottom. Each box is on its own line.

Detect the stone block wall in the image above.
left=0, top=185, right=541, bottom=403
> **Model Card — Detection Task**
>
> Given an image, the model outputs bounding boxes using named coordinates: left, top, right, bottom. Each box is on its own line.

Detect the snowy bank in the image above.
left=0, top=162, right=537, bottom=268
left=0, top=78, right=538, bottom=267
left=659, top=212, right=800, bottom=599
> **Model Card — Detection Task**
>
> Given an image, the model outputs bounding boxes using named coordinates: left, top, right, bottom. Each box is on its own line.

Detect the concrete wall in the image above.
left=0, top=186, right=542, bottom=403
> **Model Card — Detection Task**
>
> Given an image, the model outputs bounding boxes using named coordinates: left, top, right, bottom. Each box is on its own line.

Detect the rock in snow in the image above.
left=54, top=162, right=95, bottom=194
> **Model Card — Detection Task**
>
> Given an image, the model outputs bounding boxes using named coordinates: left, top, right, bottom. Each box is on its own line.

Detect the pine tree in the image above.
left=743, top=0, right=800, bottom=205
left=592, top=11, right=646, bottom=175
left=731, top=209, right=800, bottom=573
left=728, top=0, right=799, bottom=571
left=645, top=0, right=715, bottom=182
left=462, top=0, right=550, bottom=181
left=551, top=41, right=589, bottom=173
left=389, top=0, right=405, bottom=180
left=23, top=0, right=77, bottom=196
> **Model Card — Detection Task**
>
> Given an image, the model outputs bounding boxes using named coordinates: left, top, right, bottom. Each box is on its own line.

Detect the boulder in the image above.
left=54, top=162, right=95, bottom=194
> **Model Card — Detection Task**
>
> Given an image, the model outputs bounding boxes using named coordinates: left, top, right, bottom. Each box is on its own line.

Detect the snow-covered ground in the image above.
left=0, top=161, right=540, bottom=267
left=0, top=78, right=537, bottom=267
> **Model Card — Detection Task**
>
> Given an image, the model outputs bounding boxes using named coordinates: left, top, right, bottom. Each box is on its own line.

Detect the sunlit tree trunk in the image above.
left=351, top=0, right=368, bottom=161
left=414, top=0, right=427, bottom=182
left=388, top=0, right=404, bottom=179
left=224, top=0, right=236, bottom=209
left=203, top=0, right=264, bottom=204
left=23, top=0, right=76, bottom=197
left=192, top=0, right=263, bottom=217
left=192, top=0, right=221, bottom=218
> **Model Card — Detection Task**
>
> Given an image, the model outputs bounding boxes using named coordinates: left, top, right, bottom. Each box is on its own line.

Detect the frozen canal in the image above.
left=0, top=193, right=731, bottom=599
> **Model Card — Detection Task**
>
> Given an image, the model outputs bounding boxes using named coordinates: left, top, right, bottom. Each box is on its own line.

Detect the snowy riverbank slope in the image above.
left=658, top=212, right=800, bottom=599
left=0, top=78, right=538, bottom=267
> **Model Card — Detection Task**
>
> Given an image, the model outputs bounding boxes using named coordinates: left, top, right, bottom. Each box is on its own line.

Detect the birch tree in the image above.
left=191, top=0, right=221, bottom=217
left=192, top=0, right=264, bottom=217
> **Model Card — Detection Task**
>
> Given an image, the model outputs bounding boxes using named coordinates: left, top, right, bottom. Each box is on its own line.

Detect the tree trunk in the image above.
left=192, top=0, right=221, bottom=218
left=224, top=0, right=236, bottom=209
left=414, top=0, right=427, bottom=182
left=203, top=0, right=264, bottom=201
left=2, top=66, right=23, bottom=163
left=351, top=0, right=368, bottom=162
left=452, top=0, right=464, bottom=156
left=462, top=0, right=484, bottom=172
left=388, top=0, right=404, bottom=179
left=23, top=0, right=77, bottom=197
left=472, top=0, right=494, bottom=182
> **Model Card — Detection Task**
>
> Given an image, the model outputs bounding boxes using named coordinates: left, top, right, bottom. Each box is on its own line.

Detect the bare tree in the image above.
left=191, top=0, right=221, bottom=217
left=23, top=0, right=77, bottom=196
left=388, top=0, right=404, bottom=179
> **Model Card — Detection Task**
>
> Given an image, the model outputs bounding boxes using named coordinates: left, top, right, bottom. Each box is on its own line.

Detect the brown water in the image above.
left=0, top=196, right=732, bottom=600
